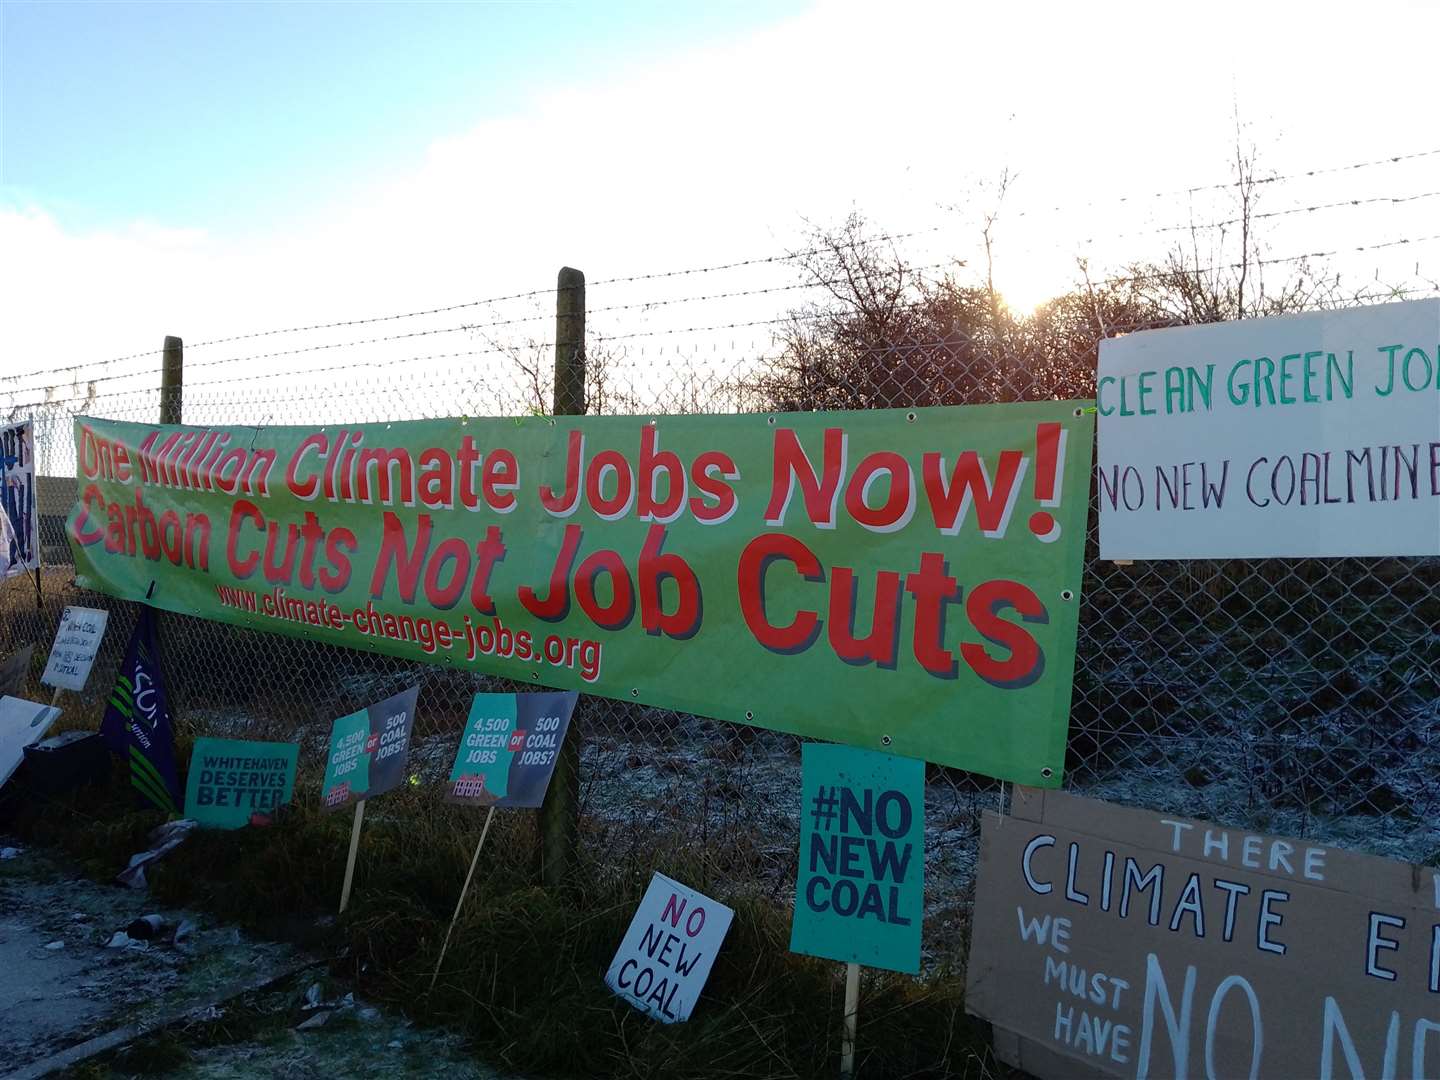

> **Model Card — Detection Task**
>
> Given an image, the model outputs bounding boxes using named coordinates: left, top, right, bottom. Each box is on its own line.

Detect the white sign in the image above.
left=604, top=872, right=734, bottom=1023
left=1097, top=299, right=1440, bottom=558
left=1, top=420, right=39, bottom=579
left=0, top=696, right=61, bottom=787
left=41, top=606, right=110, bottom=692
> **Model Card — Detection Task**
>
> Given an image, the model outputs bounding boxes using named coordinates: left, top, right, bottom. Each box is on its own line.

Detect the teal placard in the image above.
left=321, top=707, right=372, bottom=808
left=789, top=743, right=925, bottom=975
left=447, top=693, right=519, bottom=801
left=183, top=737, right=298, bottom=829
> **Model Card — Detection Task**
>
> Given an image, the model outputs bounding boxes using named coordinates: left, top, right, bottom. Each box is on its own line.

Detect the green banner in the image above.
left=68, top=403, right=1091, bottom=784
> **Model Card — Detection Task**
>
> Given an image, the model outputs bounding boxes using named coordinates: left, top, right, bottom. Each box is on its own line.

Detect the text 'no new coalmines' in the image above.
left=1098, top=339, right=1440, bottom=516
left=72, top=419, right=1071, bottom=684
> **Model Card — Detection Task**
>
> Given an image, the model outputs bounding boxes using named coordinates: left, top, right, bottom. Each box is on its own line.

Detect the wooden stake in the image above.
left=338, top=798, right=366, bottom=914
left=539, top=266, right=585, bottom=890
left=428, top=805, right=496, bottom=991
left=841, top=961, right=860, bottom=1078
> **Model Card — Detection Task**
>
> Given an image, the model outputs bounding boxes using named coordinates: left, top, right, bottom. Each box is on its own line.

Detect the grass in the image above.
left=6, top=749, right=999, bottom=1080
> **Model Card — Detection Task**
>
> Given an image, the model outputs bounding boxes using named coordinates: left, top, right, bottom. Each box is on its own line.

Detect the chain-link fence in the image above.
left=3, top=293, right=1437, bottom=968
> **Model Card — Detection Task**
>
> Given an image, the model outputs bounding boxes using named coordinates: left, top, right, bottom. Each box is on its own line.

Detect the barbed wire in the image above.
left=1004, top=146, right=1440, bottom=224
left=7, top=234, right=1439, bottom=415
left=8, top=144, right=1436, bottom=387
left=15, top=220, right=1438, bottom=403
left=1094, top=232, right=1440, bottom=288
left=11, top=275, right=1439, bottom=419
left=3, top=262, right=971, bottom=400
left=1066, top=190, right=1440, bottom=248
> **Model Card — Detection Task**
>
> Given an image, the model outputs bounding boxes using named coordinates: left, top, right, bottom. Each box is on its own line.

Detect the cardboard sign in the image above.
left=67, top=407, right=1093, bottom=787
left=41, top=606, right=109, bottom=692
left=0, top=696, right=61, bottom=787
left=1, top=420, right=39, bottom=579
left=446, top=690, right=578, bottom=808
left=604, top=872, right=734, bottom=1023
left=966, top=788, right=1440, bottom=1080
left=789, top=743, right=925, bottom=975
left=1098, top=298, right=1440, bottom=558
left=184, top=737, right=299, bottom=828
left=320, top=685, right=418, bottom=811
left=0, top=645, right=34, bottom=697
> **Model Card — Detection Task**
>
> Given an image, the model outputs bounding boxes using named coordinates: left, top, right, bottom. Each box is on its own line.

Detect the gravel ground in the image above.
left=0, top=840, right=516, bottom=1079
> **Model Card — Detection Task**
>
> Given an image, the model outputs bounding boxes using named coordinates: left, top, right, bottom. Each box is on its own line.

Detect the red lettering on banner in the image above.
left=690, top=450, right=739, bottom=524
left=961, top=579, right=1048, bottom=688
left=638, top=525, right=702, bottom=639
left=844, top=451, right=915, bottom=533
left=72, top=484, right=106, bottom=545
left=765, top=427, right=847, bottom=528
left=904, top=552, right=961, bottom=677
left=587, top=449, right=634, bottom=521
left=470, top=526, right=507, bottom=614
left=828, top=566, right=901, bottom=666
left=227, top=500, right=266, bottom=579
left=483, top=449, right=519, bottom=512
left=370, top=511, right=431, bottom=601
left=540, top=432, right=585, bottom=517
left=638, top=426, right=687, bottom=523
left=287, top=434, right=327, bottom=501
left=319, top=528, right=357, bottom=592
left=922, top=450, right=1026, bottom=537
left=737, top=532, right=824, bottom=652
left=519, top=523, right=582, bottom=619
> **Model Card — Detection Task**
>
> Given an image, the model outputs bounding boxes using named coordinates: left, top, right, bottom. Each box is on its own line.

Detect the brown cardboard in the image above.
left=966, top=789, right=1439, bottom=1078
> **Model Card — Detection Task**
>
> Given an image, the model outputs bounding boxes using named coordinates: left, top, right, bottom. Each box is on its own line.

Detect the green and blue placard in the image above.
left=184, top=737, right=299, bottom=828
left=446, top=691, right=578, bottom=807
left=789, top=742, right=925, bottom=975
left=320, top=685, right=418, bottom=811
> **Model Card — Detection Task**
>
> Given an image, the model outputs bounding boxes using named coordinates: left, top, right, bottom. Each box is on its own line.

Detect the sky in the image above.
left=2, top=0, right=1439, bottom=434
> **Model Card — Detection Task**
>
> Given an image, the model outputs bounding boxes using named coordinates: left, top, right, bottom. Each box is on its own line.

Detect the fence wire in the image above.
left=3, top=302, right=1438, bottom=967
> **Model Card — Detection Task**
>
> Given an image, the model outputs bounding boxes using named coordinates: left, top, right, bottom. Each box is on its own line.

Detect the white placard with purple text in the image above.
left=604, top=872, right=733, bottom=1023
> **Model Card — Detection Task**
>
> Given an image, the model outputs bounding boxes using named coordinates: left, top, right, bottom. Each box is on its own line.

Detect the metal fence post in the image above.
left=539, top=268, right=584, bottom=887
left=160, top=336, right=183, bottom=425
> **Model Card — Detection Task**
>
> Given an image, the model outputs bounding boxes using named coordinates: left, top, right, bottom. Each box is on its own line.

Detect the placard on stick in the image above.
left=604, top=872, right=733, bottom=1023
left=790, top=743, right=925, bottom=974
left=446, top=690, right=578, bottom=807
left=429, top=690, right=580, bottom=989
left=320, top=685, right=418, bottom=812
left=320, top=685, right=418, bottom=915
left=184, top=737, right=299, bottom=829
left=41, top=606, right=109, bottom=692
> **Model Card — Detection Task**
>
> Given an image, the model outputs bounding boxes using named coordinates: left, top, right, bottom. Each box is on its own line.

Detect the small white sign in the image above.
left=0, top=696, right=61, bottom=787
left=1098, top=298, right=1440, bottom=558
left=41, top=606, right=110, bottom=692
left=604, top=872, right=733, bottom=1023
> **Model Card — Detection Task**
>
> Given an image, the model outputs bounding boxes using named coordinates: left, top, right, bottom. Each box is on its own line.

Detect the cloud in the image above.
left=4, top=0, right=1438, bottom=416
